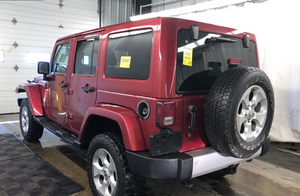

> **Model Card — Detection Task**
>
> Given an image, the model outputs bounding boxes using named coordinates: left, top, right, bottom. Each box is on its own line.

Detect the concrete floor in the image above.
left=1, top=114, right=300, bottom=196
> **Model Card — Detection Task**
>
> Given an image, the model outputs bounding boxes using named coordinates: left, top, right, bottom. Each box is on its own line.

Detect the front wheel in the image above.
left=87, top=133, right=144, bottom=196
left=19, top=99, right=43, bottom=141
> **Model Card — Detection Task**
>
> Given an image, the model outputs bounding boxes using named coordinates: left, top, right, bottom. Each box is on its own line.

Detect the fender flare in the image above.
left=17, top=83, right=44, bottom=116
left=79, top=104, right=146, bottom=151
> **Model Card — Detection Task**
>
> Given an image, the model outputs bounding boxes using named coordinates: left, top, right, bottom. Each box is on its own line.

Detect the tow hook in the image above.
left=227, top=164, right=239, bottom=175
left=181, top=180, right=194, bottom=188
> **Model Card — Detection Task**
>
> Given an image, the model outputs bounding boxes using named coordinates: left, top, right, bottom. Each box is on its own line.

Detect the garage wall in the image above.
left=100, top=0, right=133, bottom=27
left=0, top=0, right=98, bottom=114
left=150, top=0, right=210, bottom=12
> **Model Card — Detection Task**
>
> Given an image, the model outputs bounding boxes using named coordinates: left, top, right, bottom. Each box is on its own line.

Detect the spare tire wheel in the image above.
left=204, top=67, right=274, bottom=158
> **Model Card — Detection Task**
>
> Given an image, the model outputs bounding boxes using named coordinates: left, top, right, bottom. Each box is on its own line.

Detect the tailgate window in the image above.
left=176, top=29, right=256, bottom=94
left=105, top=29, right=153, bottom=80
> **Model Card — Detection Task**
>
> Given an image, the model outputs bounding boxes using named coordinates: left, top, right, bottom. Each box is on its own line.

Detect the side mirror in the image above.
left=38, top=61, right=49, bottom=74
left=37, top=61, right=49, bottom=80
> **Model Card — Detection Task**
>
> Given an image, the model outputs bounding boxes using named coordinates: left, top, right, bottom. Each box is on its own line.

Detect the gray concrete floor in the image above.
left=1, top=114, right=300, bottom=196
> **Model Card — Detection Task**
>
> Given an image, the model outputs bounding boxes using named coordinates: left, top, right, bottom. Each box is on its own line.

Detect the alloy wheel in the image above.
left=237, top=85, right=268, bottom=142
left=92, top=148, right=117, bottom=196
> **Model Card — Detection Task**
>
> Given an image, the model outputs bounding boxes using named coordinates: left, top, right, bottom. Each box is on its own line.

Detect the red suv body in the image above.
left=17, top=17, right=273, bottom=196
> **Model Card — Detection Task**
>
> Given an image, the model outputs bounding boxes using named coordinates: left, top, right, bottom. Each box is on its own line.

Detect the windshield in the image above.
left=176, top=29, right=256, bottom=93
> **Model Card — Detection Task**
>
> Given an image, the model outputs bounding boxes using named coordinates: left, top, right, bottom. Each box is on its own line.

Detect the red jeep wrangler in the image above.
left=17, top=17, right=274, bottom=196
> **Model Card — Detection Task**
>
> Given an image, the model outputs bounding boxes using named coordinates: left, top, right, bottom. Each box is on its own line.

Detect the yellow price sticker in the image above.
left=183, top=47, right=193, bottom=67
left=120, top=56, right=131, bottom=68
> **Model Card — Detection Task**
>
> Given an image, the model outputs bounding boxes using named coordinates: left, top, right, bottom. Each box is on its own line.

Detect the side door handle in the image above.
left=82, top=86, right=94, bottom=93
left=59, top=82, right=67, bottom=88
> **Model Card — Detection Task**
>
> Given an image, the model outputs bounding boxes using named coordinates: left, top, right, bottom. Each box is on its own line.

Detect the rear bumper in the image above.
left=127, top=137, right=270, bottom=182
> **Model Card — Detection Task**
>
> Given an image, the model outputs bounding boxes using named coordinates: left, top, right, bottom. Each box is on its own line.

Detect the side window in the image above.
left=105, top=29, right=153, bottom=80
left=51, top=43, right=70, bottom=74
left=74, top=38, right=99, bottom=75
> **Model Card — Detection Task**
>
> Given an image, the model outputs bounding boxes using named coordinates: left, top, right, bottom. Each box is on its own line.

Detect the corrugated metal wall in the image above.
left=0, top=0, right=98, bottom=114
left=150, top=0, right=210, bottom=13
left=101, top=0, right=133, bottom=27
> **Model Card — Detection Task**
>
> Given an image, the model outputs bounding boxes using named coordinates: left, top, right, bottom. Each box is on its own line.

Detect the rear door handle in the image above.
left=59, top=82, right=67, bottom=88
left=82, top=86, right=94, bottom=93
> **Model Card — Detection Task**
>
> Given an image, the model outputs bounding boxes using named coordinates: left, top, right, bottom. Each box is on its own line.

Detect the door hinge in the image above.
left=44, top=83, right=49, bottom=89
left=67, top=112, right=73, bottom=119
left=68, top=88, right=73, bottom=95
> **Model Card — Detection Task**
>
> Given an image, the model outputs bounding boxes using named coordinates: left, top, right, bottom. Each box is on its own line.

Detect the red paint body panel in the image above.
left=180, top=95, right=210, bottom=152
left=38, top=80, right=51, bottom=116
left=18, top=83, right=44, bottom=116
left=79, top=104, right=146, bottom=151
left=95, top=90, right=183, bottom=149
left=67, top=74, right=97, bottom=133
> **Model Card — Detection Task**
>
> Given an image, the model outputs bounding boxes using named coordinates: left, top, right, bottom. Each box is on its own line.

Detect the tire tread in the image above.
left=205, top=67, right=273, bottom=158
left=19, top=99, right=43, bottom=141
left=87, top=133, right=144, bottom=196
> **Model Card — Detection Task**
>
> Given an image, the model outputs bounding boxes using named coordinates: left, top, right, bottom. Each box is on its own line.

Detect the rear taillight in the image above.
left=228, top=58, right=242, bottom=65
left=156, top=102, right=175, bottom=127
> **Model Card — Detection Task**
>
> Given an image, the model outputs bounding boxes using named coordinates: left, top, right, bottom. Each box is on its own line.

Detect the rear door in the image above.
left=67, top=34, right=101, bottom=133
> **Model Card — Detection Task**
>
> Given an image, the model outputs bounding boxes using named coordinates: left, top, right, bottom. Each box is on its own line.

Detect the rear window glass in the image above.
left=176, top=29, right=256, bottom=93
left=74, top=38, right=99, bottom=75
left=105, top=29, right=153, bottom=80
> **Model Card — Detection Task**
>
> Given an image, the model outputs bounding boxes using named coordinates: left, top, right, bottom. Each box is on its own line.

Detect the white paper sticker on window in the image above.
left=120, top=56, right=131, bottom=68
left=183, top=47, right=193, bottom=66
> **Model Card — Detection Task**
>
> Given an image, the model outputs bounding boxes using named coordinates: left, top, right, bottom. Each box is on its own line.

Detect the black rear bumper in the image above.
left=126, top=136, right=270, bottom=182
left=126, top=151, right=193, bottom=182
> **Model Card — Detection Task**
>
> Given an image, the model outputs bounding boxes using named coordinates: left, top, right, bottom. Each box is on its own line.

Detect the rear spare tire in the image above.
left=204, top=67, right=274, bottom=158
